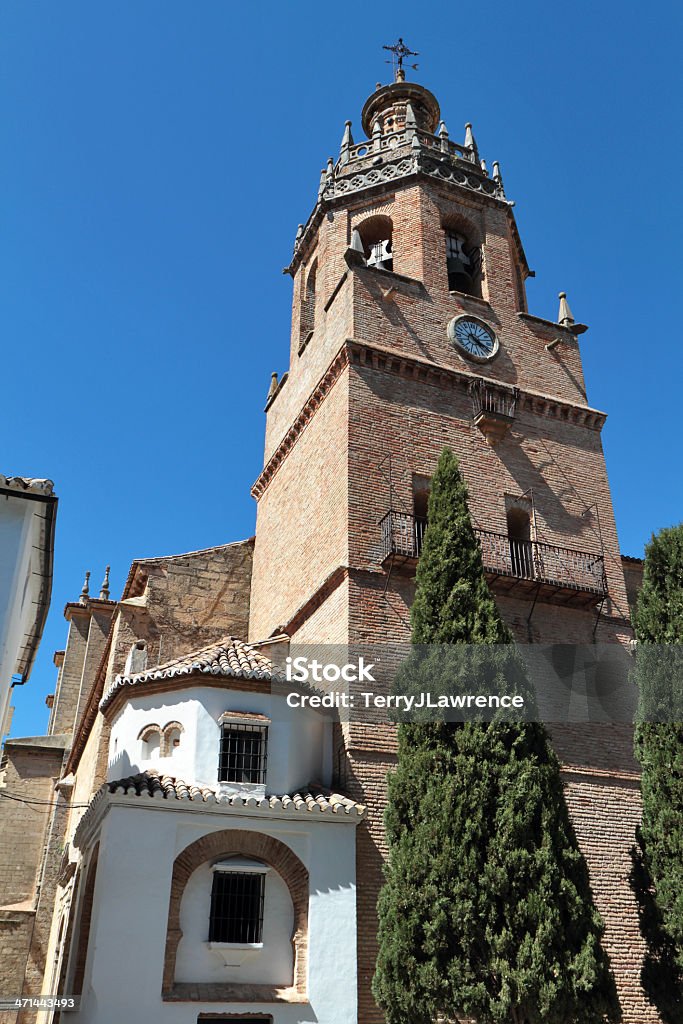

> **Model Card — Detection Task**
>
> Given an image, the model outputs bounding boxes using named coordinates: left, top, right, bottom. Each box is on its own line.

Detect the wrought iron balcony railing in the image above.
left=470, top=379, right=519, bottom=420
left=379, top=511, right=607, bottom=603
left=474, top=528, right=607, bottom=598
left=469, top=379, right=519, bottom=444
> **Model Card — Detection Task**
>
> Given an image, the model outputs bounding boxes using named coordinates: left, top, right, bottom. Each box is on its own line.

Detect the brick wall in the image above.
left=250, top=374, right=349, bottom=642
left=0, top=742, right=66, bottom=908
left=0, top=911, right=33, bottom=1024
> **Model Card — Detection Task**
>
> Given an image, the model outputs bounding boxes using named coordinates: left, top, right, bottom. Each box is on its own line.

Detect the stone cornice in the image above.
left=252, top=339, right=607, bottom=501
left=286, top=151, right=516, bottom=277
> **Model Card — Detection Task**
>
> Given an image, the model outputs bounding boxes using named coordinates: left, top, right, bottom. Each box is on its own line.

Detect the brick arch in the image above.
left=161, top=720, right=184, bottom=757
left=162, top=829, right=308, bottom=1000
left=439, top=205, right=483, bottom=248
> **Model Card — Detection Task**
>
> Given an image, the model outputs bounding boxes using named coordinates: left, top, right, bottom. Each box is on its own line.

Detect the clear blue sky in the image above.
left=4, top=1, right=682, bottom=738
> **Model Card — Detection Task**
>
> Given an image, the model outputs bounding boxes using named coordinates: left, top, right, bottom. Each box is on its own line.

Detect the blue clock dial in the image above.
left=447, top=316, right=499, bottom=362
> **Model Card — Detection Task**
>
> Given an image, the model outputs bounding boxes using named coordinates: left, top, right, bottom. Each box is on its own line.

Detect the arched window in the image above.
left=356, top=215, right=393, bottom=272
left=162, top=721, right=184, bottom=758
left=138, top=724, right=162, bottom=760
left=299, top=258, right=317, bottom=352
left=445, top=229, right=482, bottom=296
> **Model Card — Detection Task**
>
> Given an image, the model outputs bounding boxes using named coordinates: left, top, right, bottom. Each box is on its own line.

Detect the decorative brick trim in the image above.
left=137, top=723, right=161, bottom=742
left=162, top=830, right=309, bottom=1002
left=251, top=337, right=606, bottom=503
left=345, top=339, right=607, bottom=430
left=282, top=566, right=349, bottom=637
left=251, top=348, right=350, bottom=500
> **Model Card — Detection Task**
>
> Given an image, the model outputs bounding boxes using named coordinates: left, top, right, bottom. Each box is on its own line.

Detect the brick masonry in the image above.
left=248, top=84, right=659, bottom=1023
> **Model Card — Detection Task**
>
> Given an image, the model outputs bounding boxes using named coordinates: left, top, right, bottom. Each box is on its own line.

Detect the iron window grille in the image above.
left=209, top=870, right=266, bottom=944
left=218, top=723, right=268, bottom=785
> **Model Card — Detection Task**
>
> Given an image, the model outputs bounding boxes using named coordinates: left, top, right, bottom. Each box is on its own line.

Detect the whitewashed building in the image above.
left=0, top=476, right=57, bottom=742
left=53, top=636, right=364, bottom=1024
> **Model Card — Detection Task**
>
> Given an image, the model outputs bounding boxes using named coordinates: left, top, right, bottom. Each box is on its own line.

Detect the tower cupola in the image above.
left=361, top=79, right=440, bottom=138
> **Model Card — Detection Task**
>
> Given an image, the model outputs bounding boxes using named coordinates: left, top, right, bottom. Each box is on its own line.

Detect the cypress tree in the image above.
left=373, top=448, right=616, bottom=1024
left=634, top=524, right=683, bottom=968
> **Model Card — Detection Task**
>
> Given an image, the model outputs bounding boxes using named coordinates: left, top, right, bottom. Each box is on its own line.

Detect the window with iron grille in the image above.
left=218, top=723, right=268, bottom=784
left=209, top=870, right=266, bottom=944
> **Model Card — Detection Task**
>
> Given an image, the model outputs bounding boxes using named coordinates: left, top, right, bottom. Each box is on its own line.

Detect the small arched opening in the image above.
left=356, top=215, right=393, bottom=272
left=442, top=214, right=482, bottom=296
left=162, top=721, right=184, bottom=758
left=138, top=724, right=162, bottom=761
left=299, top=258, right=317, bottom=350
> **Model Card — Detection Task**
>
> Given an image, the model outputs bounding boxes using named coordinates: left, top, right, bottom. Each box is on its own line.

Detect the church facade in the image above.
left=0, top=67, right=657, bottom=1024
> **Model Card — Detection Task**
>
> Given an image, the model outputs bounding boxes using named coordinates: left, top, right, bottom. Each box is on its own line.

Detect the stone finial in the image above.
left=294, top=223, right=304, bottom=249
left=492, top=161, right=505, bottom=195
left=266, top=372, right=279, bottom=404
left=480, top=158, right=488, bottom=174
left=317, top=168, right=327, bottom=200
left=558, top=291, right=575, bottom=326
left=464, top=122, right=479, bottom=163
left=405, top=101, right=418, bottom=135
left=79, top=571, right=90, bottom=605
left=438, top=120, right=449, bottom=153
left=372, top=119, right=382, bottom=152
left=339, top=120, right=354, bottom=165
left=99, top=565, right=111, bottom=600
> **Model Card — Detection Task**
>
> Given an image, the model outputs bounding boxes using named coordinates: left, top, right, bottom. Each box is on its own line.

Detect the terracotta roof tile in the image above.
left=101, top=635, right=278, bottom=711
left=0, top=475, right=55, bottom=496
left=105, top=770, right=366, bottom=817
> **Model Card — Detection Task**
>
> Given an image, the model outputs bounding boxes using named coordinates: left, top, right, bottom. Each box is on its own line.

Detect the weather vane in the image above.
left=383, top=37, right=419, bottom=81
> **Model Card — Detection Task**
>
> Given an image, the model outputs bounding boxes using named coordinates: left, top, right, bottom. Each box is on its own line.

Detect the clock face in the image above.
left=447, top=315, right=499, bottom=362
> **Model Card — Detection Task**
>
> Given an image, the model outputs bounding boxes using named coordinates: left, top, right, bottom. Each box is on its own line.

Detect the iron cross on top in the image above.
left=383, top=37, right=419, bottom=80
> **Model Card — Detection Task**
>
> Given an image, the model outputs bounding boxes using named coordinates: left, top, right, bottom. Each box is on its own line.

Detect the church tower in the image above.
left=249, top=58, right=651, bottom=1023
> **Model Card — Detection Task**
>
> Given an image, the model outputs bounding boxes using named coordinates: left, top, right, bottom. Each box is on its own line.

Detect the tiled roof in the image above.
left=106, top=770, right=366, bottom=817
left=0, top=475, right=55, bottom=496
left=101, top=636, right=278, bottom=711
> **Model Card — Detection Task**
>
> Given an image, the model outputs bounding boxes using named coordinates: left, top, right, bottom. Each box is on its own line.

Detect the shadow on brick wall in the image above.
left=630, top=836, right=683, bottom=1023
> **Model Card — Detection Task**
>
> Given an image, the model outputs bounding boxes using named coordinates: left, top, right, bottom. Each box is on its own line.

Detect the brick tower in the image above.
left=249, top=66, right=652, bottom=1022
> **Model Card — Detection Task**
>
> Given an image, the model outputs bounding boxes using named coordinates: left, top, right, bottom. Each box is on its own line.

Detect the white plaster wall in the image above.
left=0, top=497, right=36, bottom=737
left=71, top=803, right=359, bottom=1024
left=175, top=862, right=294, bottom=985
left=108, top=687, right=331, bottom=794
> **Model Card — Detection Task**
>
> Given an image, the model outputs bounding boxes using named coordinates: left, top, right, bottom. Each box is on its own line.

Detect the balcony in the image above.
left=379, top=511, right=607, bottom=607
left=469, top=379, right=519, bottom=444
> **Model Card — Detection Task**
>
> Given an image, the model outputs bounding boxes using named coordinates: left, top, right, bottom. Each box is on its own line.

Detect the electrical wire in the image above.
left=0, top=790, right=92, bottom=810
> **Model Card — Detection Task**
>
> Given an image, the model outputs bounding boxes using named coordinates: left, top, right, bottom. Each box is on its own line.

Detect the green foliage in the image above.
left=410, top=447, right=509, bottom=646
left=634, top=525, right=683, bottom=972
left=373, top=448, right=617, bottom=1024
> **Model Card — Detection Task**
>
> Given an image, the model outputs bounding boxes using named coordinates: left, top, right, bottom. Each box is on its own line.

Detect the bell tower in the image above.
left=248, top=58, right=651, bottom=1023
